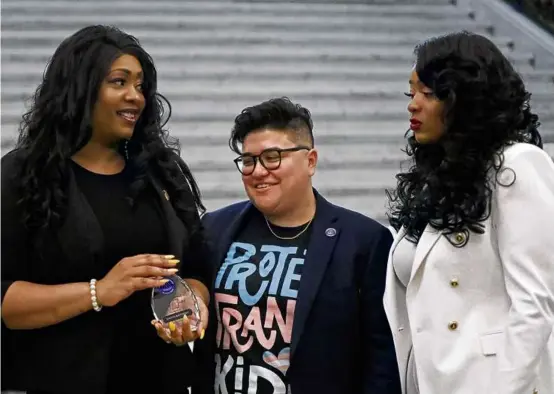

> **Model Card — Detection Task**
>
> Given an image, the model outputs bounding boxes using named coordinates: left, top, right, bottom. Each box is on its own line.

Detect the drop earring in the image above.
left=124, top=140, right=129, bottom=161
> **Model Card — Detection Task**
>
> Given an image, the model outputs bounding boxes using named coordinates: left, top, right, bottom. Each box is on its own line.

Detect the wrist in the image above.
left=89, top=279, right=102, bottom=312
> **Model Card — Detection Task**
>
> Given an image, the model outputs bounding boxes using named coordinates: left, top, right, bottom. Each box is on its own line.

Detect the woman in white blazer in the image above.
left=384, top=31, right=554, bottom=394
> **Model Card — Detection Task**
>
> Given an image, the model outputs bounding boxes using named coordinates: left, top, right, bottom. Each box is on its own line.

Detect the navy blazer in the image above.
left=193, top=191, right=401, bottom=394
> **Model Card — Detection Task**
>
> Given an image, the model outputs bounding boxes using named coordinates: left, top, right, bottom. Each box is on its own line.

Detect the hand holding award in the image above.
left=151, top=274, right=207, bottom=345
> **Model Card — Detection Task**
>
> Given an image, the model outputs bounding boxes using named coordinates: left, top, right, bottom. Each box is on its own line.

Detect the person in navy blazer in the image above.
left=192, top=97, right=401, bottom=394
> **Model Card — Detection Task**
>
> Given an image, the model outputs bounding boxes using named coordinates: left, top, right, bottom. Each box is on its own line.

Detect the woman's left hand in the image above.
left=152, top=294, right=208, bottom=346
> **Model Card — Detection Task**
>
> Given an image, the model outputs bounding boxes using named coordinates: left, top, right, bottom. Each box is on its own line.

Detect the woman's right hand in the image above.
left=96, top=254, right=179, bottom=307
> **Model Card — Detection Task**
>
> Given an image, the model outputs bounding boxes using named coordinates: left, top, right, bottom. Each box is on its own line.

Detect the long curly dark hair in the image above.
left=387, top=31, right=542, bottom=243
left=13, top=25, right=205, bottom=249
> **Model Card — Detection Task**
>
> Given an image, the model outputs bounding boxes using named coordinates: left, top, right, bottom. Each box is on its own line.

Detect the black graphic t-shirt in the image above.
left=213, top=210, right=313, bottom=394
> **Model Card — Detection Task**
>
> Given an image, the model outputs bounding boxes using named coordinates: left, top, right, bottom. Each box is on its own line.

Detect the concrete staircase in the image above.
left=2, top=0, right=554, bottom=223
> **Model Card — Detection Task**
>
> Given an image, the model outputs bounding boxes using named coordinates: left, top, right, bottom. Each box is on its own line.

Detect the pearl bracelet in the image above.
left=89, top=279, right=102, bottom=312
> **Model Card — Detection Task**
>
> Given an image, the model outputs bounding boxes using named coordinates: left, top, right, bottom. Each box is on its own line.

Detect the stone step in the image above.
left=3, top=79, right=552, bottom=101
left=541, top=126, right=554, bottom=140
left=3, top=44, right=532, bottom=66
left=0, top=101, right=409, bottom=122
left=51, top=0, right=453, bottom=4
left=0, top=12, right=488, bottom=26
left=0, top=15, right=495, bottom=35
left=2, top=125, right=552, bottom=149
left=180, top=143, right=408, bottom=170
left=0, top=30, right=516, bottom=50
left=236, top=0, right=452, bottom=3
left=176, top=120, right=411, bottom=141
left=172, top=120, right=554, bottom=142
left=1, top=42, right=531, bottom=61
left=202, top=194, right=391, bottom=222
left=1, top=54, right=537, bottom=73
left=197, top=141, right=554, bottom=207
left=192, top=141, right=554, bottom=200
left=1, top=1, right=475, bottom=18
left=0, top=130, right=408, bottom=151
left=1, top=39, right=516, bottom=57
left=4, top=62, right=548, bottom=83
left=2, top=99, right=553, bottom=126
left=1, top=134, right=551, bottom=168
left=544, top=143, right=554, bottom=157
left=1, top=133, right=550, bottom=156
left=184, top=141, right=554, bottom=170
left=0, top=120, right=414, bottom=148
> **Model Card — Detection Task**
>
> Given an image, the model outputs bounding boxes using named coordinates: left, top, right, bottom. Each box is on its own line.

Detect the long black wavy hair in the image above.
left=14, top=25, right=205, bottom=249
left=387, top=31, right=542, bottom=243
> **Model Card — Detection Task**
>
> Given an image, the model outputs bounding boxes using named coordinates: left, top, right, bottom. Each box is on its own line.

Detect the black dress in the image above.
left=1, top=152, right=210, bottom=394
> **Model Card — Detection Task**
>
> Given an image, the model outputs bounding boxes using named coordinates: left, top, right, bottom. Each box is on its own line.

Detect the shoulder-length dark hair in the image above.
left=387, top=31, right=542, bottom=243
left=14, top=25, right=205, bottom=248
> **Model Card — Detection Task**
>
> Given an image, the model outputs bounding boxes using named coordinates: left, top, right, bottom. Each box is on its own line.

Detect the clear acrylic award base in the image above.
left=151, top=275, right=201, bottom=331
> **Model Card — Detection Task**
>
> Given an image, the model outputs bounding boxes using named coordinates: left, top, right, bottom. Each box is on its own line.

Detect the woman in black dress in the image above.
left=1, top=25, right=210, bottom=394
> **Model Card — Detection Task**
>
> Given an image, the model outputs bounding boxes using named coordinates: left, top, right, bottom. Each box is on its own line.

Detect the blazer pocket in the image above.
left=479, top=330, right=504, bottom=356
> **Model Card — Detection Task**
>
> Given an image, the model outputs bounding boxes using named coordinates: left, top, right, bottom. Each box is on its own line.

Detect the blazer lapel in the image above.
left=57, top=165, right=104, bottom=267
left=57, top=166, right=189, bottom=270
left=409, top=225, right=443, bottom=283
left=206, top=202, right=252, bottom=343
left=291, top=194, right=339, bottom=358
left=148, top=173, right=187, bottom=259
left=212, top=203, right=253, bottom=278
left=383, top=226, right=406, bottom=318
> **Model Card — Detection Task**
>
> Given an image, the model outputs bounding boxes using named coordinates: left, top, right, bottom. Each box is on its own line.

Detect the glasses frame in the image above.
left=233, top=146, right=311, bottom=175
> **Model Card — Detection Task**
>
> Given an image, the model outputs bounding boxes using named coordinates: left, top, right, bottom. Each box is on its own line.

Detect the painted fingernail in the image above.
left=160, top=279, right=169, bottom=284
left=169, top=322, right=176, bottom=332
left=168, top=259, right=180, bottom=265
left=183, top=314, right=189, bottom=322
left=164, top=255, right=175, bottom=259
left=168, top=268, right=179, bottom=274
left=200, top=329, right=205, bottom=340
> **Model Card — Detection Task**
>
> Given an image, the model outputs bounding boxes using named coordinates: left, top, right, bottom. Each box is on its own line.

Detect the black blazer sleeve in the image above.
left=361, top=225, right=402, bottom=394
left=180, top=220, right=212, bottom=288
left=190, top=214, right=218, bottom=394
left=172, top=154, right=211, bottom=286
left=1, top=152, right=31, bottom=305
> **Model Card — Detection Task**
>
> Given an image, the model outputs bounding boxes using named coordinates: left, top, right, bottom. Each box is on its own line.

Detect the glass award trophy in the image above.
left=151, top=275, right=201, bottom=331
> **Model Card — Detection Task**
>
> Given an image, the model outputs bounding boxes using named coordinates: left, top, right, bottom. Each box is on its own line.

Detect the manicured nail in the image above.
left=164, top=255, right=175, bottom=259
left=169, top=322, right=176, bottom=332
left=200, top=329, right=205, bottom=340
left=160, top=279, right=169, bottom=284
left=168, top=259, right=180, bottom=265
left=183, top=314, right=189, bottom=323
left=168, top=268, right=179, bottom=274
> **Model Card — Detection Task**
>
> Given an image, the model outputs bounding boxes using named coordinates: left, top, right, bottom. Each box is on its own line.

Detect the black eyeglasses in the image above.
left=233, top=146, right=311, bottom=175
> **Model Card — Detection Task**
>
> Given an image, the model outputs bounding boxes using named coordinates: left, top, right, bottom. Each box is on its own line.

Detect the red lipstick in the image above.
left=410, top=119, right=422, bottom=131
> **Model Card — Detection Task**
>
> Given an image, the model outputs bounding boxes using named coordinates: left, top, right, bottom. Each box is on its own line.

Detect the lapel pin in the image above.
left=325, top=228, right=337, bottom=237
left=162, top=190, right=170, bottom=201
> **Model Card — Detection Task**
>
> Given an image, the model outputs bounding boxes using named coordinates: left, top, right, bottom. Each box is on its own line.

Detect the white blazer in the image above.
left=384, top=143, right=554, bottom=394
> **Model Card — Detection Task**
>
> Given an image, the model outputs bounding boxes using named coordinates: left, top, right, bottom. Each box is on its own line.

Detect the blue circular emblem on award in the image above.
left=156, top=278, right=176, bottom=295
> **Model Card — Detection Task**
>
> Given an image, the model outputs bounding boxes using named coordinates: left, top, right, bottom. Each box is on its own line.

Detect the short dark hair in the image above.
left=229, top=97, right=314, bottom=154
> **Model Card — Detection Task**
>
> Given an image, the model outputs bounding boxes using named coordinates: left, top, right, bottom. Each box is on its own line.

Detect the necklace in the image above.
left=264, top=216, right=314, bottom=240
